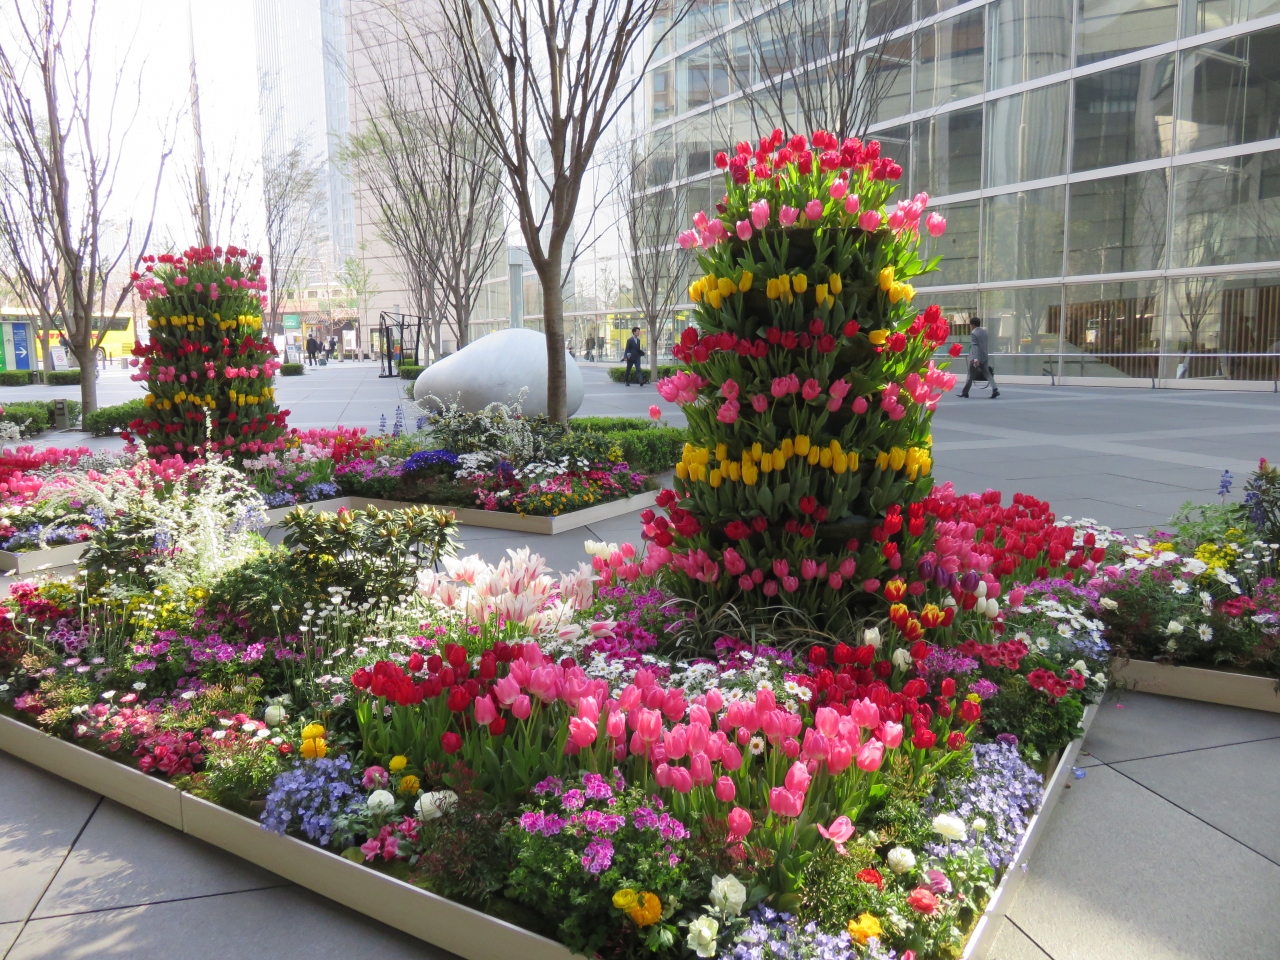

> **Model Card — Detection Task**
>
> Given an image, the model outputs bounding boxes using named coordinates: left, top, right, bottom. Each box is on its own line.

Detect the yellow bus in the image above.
left=0, top=308, right=139, bottom=368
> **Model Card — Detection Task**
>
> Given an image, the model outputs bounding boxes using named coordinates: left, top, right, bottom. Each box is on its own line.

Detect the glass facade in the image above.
left=638, top=0, right=1280, bottom=380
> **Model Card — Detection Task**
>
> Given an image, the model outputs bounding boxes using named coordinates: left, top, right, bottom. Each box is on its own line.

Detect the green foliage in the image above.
left=280, top=363, right=305, bottom=376
left=544, top=430, right=621, bottom=468
left=607, top=365, right=678, bottom=383
left=398, top=364, right=424, bottom=380
left=980, top=675, right=1084, bottom=768
left=565, top=418, right=685, bottom=472
left=0, top=370, right=32, bottom=386
left=84, top=398, right=148, bottom=436
left=0, top=401, right=50, bottom=435
left=1166, top=501, right=1239, bottom=555
left=46, top=369, right=81, bottom=385
left=413, top=789, right=515, bottom=905
left=1240, top=458, right=1280, bottom=545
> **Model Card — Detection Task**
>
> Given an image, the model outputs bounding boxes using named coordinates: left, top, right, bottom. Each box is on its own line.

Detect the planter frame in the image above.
left=1110, top=659, right=1280, bottom=713
left=0, top=704, right=1096, bottom=960
left=0, top=540, right=88, bottom=575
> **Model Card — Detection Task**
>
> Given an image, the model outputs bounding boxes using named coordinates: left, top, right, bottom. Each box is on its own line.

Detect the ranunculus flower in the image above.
left=931, top=812, right=968, bottom=841
left=886, top=846, right=916, bottom=874
left=415, top=790, right=457, bottom=821
left=907, top=886, right=940, bottom=915
left=686, top=916, right=719, bottom=958
left=366, top=789, right=396, bottom=815
left=709, top=874, right=747, bottom=915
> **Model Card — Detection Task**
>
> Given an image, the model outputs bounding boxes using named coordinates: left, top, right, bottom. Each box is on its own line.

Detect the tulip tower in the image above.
left=644, top=130, right=957, bottom=631
left=127, top=246, right=288, bottom=460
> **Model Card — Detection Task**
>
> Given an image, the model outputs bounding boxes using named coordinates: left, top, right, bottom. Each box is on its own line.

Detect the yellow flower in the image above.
left=878, top=265, right=894, bottom=291
left=628, top=892, right=662, bottom=927
left=301, top=722, right=326, bottom=740
left=389, top=755, right=408, bottom=773
left=792, top=273, right=808, bottom=294
left=868, top=329, right=889, bottom=345
left=751, top=442, right=763, bottom=462
left=675, top=462, right=689, bottom=480
left=739, top=270, right=753, bottom=292
left=717, top=276, right=736, bottom=299
left=848, top=913, right=882, bottom=945
left=832, top=451, right=848, bottom=474
left=794, top=434, right=811, bottom=456
left=889, top=447, right=907, bottom=471
left=742, top=465, right=758, bottom=485
left=876, top=450, right=891, bottom=471
left=613, top=889, right=640, bottom=911
left=709, top=469, right=722, bottom=488
left=829, top=272, right=843, bottom=295
left=766, top=277, right=780, bottom=299
left=398, top=774, right=420, bottom=795
left=715, top=442, right=728, bottom=462
left=300, top=737, right=327, bottom=759
left=780, top=437, right=794, bottom=460
left=807, top=445, right=820, bottom=465
left=689, top=278, right=705, bottom=302
left=706, top=288, right=722, bottom=310
left=814, top=283, right=828, bottom=304
left=727, top=461, right=741, bottom=482
left=819, top=448, right=833, bottom=469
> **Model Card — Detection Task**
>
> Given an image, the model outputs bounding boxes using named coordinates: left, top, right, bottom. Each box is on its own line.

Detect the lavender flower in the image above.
left=719, top=907, right=861, bottom=960
left=261, top=756, right=364, bottom=847
left=926, top=742, right=1043, bottom=870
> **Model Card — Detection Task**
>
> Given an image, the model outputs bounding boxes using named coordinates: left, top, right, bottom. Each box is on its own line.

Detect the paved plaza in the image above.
left=2, top=366, right=1279, bottom=959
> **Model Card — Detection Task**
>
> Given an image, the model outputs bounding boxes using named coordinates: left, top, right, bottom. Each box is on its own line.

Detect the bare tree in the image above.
left=619, top=143, right=688, bottom=380
left=336, top=248, right=378, bottom=357
left=712, top=0, right=913, bottom=140
left=261, top=137, right=326, bottom=338
left=0, top=0, right=172, bottom=412
left=176, top=141, right=258, bottom=250
left=414, top=0, right=688, bottom=422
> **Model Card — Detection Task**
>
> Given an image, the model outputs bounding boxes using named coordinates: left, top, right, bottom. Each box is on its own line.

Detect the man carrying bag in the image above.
left=960, top=317, right=1000, bottom=399
left=623, top=327, right=644, bottom=386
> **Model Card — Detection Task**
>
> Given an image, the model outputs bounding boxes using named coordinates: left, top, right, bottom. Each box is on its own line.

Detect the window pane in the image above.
left=1062, top=280, right=1162, bottom=377
left=983, top=185, right=1066, bottom=281
left=675, top=118, right=711, bottom=178
left=1076, top=0, right=1178, bottom=66
left=680, top=0, right=730, bottom=48
left=867, top=0, right=914, bottom=39
left=649, top=64, right=675, bottom=123
left=1165, top=273, right=1280, bottom=379
left=980, top=286, right=1064, bottom=375
left=913, top=106, right=983, bottom=196
left=914, top=291, right=978, bottom=361
left=988, top=0, right=1073, bottom=90
left=1068, top=171, right=1170, bottom=275
left=1072, top=55, right=1175, bottom=171
left=863, top=36, right=914, bottom=125
left=985, top=82, right=1070, bottom=187
left=915, top=9, right=985, bottom=111
left=875, top=124, right=912, bottom=194
left=915, top=199, right=980, bottom=286
left=1173, top=148, right=1280, bottom=267
left=1176, top=26, right=1280, bottom=155
left=1183, top=0, right=1280, bottom=36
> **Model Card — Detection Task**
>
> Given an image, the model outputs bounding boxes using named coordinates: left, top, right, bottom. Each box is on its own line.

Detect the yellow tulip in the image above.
left=706, top=288, right=722, bottom=310
left=829, top=439, right=842, bottom=456
left=808, top=445, right=821, bottom=465
left=715, top=442, right=728, bottom=462
left=794, top=434, right=811, bottom=456
left=689, top=280, right=704, bottom=302
left=759, top=452, right=773, bottom=473
left=751, top=442, right=763, bottom=462
left=709, top=469, right=722, bottom=488
left=792, top=273, right=808, bottom=294
left=829, top=272, right=843, bottom=295
left=766, top=278, right=780, bottom=300
left=676, top=462, right=689, bottom=480
left=879, top=266, right=895, bottom=291
left=778, top=273, right=792, bottom=294
left=814, top=283, right=828, bottom=305
left=869, top=329, right=889, bottom=345
left=889, top=447, right=907, bottom=471
left=876, top=450, right=891, bottom=471
left=728, top=461, right=741, bottom=481
left=848, top=451, right=860, bottom=471
left=819, top=448, right=833, bottom=469
left=833, top=451, right=848, bottom=474
left=742, top=465, right=758, bottom=485
left=717, top=276, right=736, bottom=299
left=739, top=270, right=753, bottom=292
left=780, top=437, right=794, bottom=460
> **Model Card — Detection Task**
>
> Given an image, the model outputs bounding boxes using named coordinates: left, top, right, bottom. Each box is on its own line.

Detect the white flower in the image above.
left=972, top=817, right=987, bottom=833
left=1166, top=639, right=1178, bottom=651
left=132, top=682, right=147, bottom=691
left=1056, top=622, right=1073, bottom=638
left=414, top=790, right=458, bottom=821
left=264, top=704, right=287, bottom=727
left=708, top=874, right=747, bottom=915
left=863, top=627, right=882, bottom=649
left=1166, top=620, right=1184, bottom=635
left=931, top=813, right=968, bottom=842
left=1035, top=637, right=1050, bottom=652
left=1171, top=581, right=1190, bottom=595
left=748, top=735, right=766, bottom=756
left=891, top=648, right=913, bottom=670
left=1182, top=558, right=1208, bottom=576
left=1013, top=631, right=1031, bottom=644
left=886, top=846, right=916, bottom=874
left=686, top=916, right=719, bottom=958
left=210, top=730, right=227, bottom=740
left=180, top=690, right=198, bottom=700
left=1198, top=624, right=1214, bottom=642
left=101, top=690, right=116, bottom=700
left=366, top=790, right=397, bottom=815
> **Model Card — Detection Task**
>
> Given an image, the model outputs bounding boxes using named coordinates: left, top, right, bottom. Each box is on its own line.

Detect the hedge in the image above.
left=566, top=417, right=684, bottom=473
left=84, top=398, right=148, bottom=437
left=0, top=371, right=32, bottom=386
left=0, top=399, right=82, bottom=435
left=606, top=365, right=680, bottom=384
left=46, top=370, right=81, bottom=386
left=280, top=363, right=305, bottom=376
left=399, top=364, right=425, bottom=380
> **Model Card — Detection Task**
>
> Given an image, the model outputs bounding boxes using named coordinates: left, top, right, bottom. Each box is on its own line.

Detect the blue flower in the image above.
left=925, top=741, right=1042, bottom=870
left=261, top=756, right=365, bottom=848
left=402, top=449, right=460, bottom=473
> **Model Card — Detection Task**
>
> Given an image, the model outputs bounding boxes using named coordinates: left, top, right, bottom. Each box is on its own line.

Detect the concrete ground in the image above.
left=2, top=367, right=1278, bottom=959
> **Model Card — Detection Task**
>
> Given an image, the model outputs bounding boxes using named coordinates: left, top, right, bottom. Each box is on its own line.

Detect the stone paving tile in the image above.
left=6, top=886, right=454, bottom=960
left=1007, top=763, right=1280, bottom=960
left=0, top=921, right=22, bottom=956
left=1110, top=738, right=1280, bottom=865
left=986, top=919, right=1053, bottom=960
left=1081, top=691, right=1280, bottom=764
left=0, top=755, right=100, bottom=924
left=32, top=800, right=286, bottom=919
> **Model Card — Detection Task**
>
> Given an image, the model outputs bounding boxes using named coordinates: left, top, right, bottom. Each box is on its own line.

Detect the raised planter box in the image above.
left=0, top=540, right=88, bottom=575
left=0, top=706, right=1095, bottom=960
left=263, top=490, right=659, bottom=536
left=1111, top=659, right=1280, bottom=714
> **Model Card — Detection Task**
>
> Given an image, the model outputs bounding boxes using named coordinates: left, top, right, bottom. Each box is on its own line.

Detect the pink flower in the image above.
left=844, top=195, right=860, bottom=216
left=670, top=765, right=694, bottom=793
left=568, top=716, right=597, bottom=747
left=678, top=229, right=700, bottom=249
left=751, top=394, right=769, bottom=413
left=716, top=400, right=740, bottom=424
left=736, top=219, right=753, bottom=241
left=721, top=743, right=744, bottom=771
left=859, top=210, right=882, bottom=231
left=827, top=738, right=853, bottom=773
left=361, top=837, right=383, bottom=861
left=801, top=378, right=821, bottom=401
left=750, top=198, right=770, bottom=229
left=606, top=709, right=626, bottom=740
left=851, top=698, right=880, bottom=729
left=728, top=806, right=752, bottom=840
left=715, top=775, right=736, bottom=802
left=817, top=815, right=855, bottom=854
left=721, top=378, right=740, bottom=400
left=857, top=739, right=885, bottom=771
left=649, top=404, right=661, bottom=420
left=829, top=179, right=848, bottom=199
left=362, top=765, right=388, bottom=790
left=512, top=694, right=532, bottom=719
left=784, top=759, right=811, bottom=793
left=879, top=721, right=904, bottom=748
left=779, top=205, right=799, bottom=227
left=852, top=396, right=868, bottom=414
left=690, top=753, right=713, bottom=786
left=474, top=694, right=497, bottom=726
left=926, top=212, right=947, bottom=237
left=768, top=787, right=805, bottom=818
left=804, top=199, right=824, bottom=220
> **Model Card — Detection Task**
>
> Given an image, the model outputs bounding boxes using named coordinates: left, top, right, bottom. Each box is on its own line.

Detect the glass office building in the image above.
left=640, top=1, right=1280, bottom=382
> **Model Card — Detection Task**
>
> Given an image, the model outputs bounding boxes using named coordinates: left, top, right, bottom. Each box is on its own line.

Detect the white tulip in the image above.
left=863, top=627, right=882, bottom=649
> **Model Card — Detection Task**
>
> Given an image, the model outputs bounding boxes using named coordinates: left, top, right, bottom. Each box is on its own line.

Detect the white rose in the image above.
left=932, top=813, right=968, bottom=842
left=886, top=846, right=916, bottom=874
left=891, top=648, right=913, bottom=670
left=414, top=790, right=458, bottom=821
left=686, top=916, right=719, bottom=958
left=708, top=874, right=747, bottom=916
left=1166, top=620, right=1184, bottom=635
left=365, top=789, right=396, bottom=815
left=264, top=704, right=287, bottom=727
left=972, top=817, right=987, bottom=833
left=1099, top=597, right=1118, bottom=611
left=863, top=627, right=882, bottom=649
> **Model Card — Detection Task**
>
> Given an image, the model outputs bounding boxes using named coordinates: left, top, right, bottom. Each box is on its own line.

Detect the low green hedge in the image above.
left=0, top=399, right=82, bottom=435
left=566, top=417, right=684, bottom=473
left=0, top=371, right=32, bottom=386
left=84, top=398, right=148, bottom=436
left=46, top=370, right=81, bottom=386
left=280, top=363, right=305, bottom=376
left=606, top=365, right=679, bottom=384
left=399, top=364, right=425, bottom=380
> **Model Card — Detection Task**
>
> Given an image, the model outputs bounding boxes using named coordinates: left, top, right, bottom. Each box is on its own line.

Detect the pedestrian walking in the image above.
left=623, top=327, right=644, bottom=386
left=959, top=317, right=999, bottom=399
left=306, top=335, right=320, bottom=366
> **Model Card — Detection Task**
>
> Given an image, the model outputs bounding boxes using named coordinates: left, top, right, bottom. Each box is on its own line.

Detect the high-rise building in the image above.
left=254, top=0, right=356, bottom=268
left=639, top=0, right=1280, bottom=384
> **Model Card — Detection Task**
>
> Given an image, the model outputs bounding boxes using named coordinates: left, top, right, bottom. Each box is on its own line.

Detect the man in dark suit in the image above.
left=623, top=327, right=644, bottom=386
left=960, top=317, right=999, bottom=399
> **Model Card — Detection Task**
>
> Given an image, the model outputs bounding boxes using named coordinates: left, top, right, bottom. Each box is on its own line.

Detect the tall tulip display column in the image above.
left=127, top=246, right=288, bottom=460
left=643, top=130, right=957, bottom=632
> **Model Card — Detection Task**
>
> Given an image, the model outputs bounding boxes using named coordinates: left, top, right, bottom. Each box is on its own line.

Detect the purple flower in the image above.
left=968, top=678, right=999, bottom=700
left=560, top=788, right=585, bottom=812
left=580, top=836, right=614, bottom=874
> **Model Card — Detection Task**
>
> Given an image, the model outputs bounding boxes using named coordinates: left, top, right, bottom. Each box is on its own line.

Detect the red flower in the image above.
left=907, top=887, right=940, bottom=915
left=947, top=730, right=967, bottom=750
left=857, top=867, right=884, bottom=890
left=911, top=727, right=937, bottom=750
left=440, top=731, right=463, bottom=754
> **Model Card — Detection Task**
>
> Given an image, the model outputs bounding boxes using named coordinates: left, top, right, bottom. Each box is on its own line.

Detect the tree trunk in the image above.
left=75, top=345, right=98, bottom=416
left=648, top=315, right=660, bottom=380
left=540, top=248, right=567, bottom=423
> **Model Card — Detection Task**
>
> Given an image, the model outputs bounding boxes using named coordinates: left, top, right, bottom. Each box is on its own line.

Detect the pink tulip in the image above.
left=751, top=394, right=769, bottom=413
left=779, top=205, right=799, bottom=227
left=655, top=762, right=674, bottom=788
left=688, top=721, right=710, bottom=754
left=690, top=753, right=713, bottom=786
left=829, top=378, right=851, bottom=399
left=856, top=739, right=885, bottom=771
left=1009, top=586, right=1026, bottom=608
left=689, top=703, right=711, bottom=727
left=512, top=694, right=532, bottom=720
left=801, top=558, right=818, bottom=580
left=739, top=574, right=754, bottom=591
left=750, top=198, right=770, bottom=229
left=768, top=787, right=805, bottom=818
left=662, top=689, right=687, bottom=722
left=859, top=210, right=882, bottom=231
left=717, top=400, right=740, bottom=424
left=577, top=696, right=600, bottom=722
left=756, top=688, right=777, bottom=712
left=802, top=727, right=829, bottom=760
left=606, top=709, right=626, bottom=740
left=637, top=708, right=662, bottom=743
left=815, top=706, right=840, bottom=738
left=649, top=405, right=661, bottom=420
left=853, top=396, right=868, bottom=414
left=801, top=378, right=821, bottom=400
left=618, top=684, right=641, bottom=712
left=678, top=229, right=700, bottom=249
left=693, top=209, right=709, bottom=229
left=826, top=739, right=854, bottom=774
left=817, top=815, right=855, bottom=855
left=736, top=219, right=753, bottom=240
left=663, top=725, right=688, bottom=760
left=728, top=806, right=753, bottom=840
left=493, top=674, right=521, bottom=706
left=706, top=688, right=723, bottom=714
left=888, top=208, right=906, bottom=231
left=844, top=195, right=860, bottom=216
left=721, top=742, right=744, bottom=771
left=782, top=575, right=799, bottom=593
left=827, top=572, right=844, bottom=590
left=474, top=695, right=497, bottom=726
left=715, top=776, right=736, bottom=802
left=879, top=721, right=904, bottom=748
left=781, top=736, right=800, bottom=758
left=629, top=730, right=648, bottom=756
left=670, top=766, right=694, bottom=793
left=761, top=709, right=784, bottom=741
left=784, top=759, right=811, bottom=794
left=829, top=179, right=848, bottom=199
left=851, top=698, right=880, bottom=729
left=569, top=716, right=598, bottom=748
left=721, top=378, right=740, bottom=400
left=804, top=199, right=824, bottom=220
left=926, top=212, right=947, bottom=237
